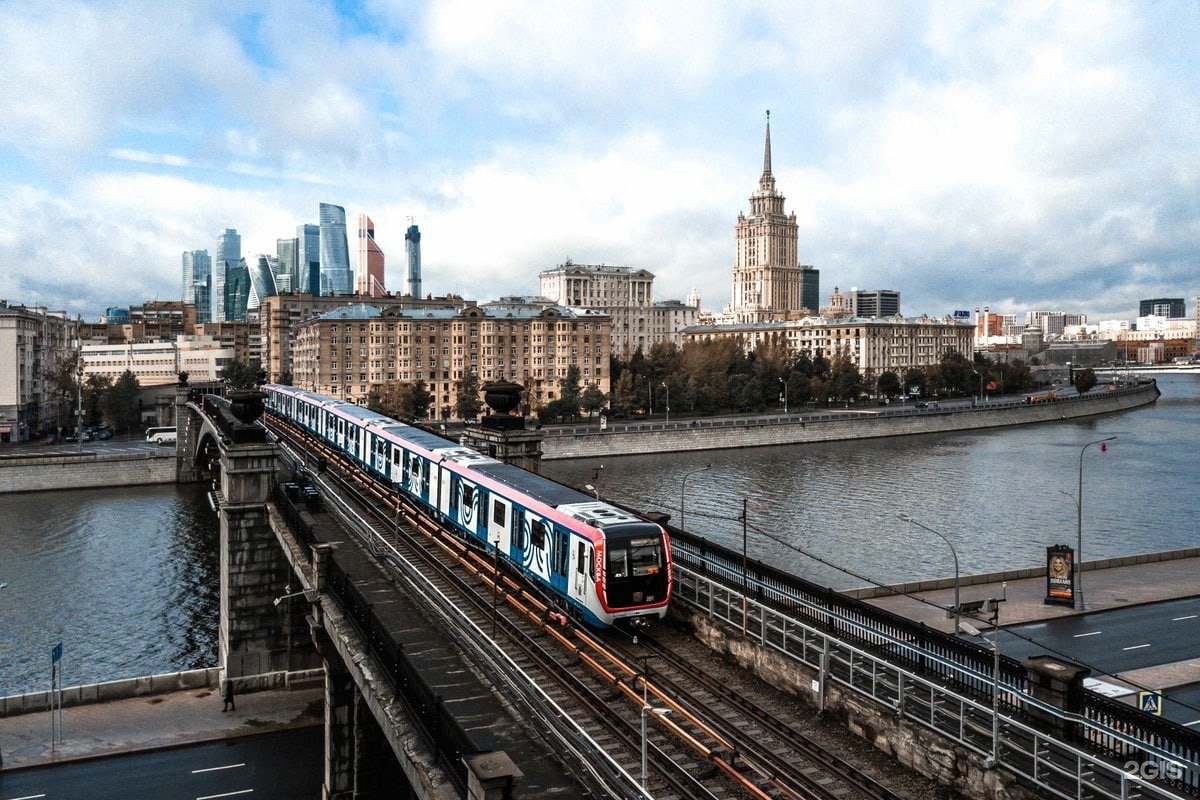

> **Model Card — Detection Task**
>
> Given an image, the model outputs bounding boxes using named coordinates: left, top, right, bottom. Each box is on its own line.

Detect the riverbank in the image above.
left=0, top=448, right=176, bottom=493
left=538, top=380, right=1160, bottom=460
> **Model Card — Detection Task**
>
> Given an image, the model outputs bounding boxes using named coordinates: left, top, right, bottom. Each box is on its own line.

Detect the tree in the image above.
left=43, top=352, right=81, bottom=429
left=581, top=384, right=606, bottom=418
left=84, top=374, right=112, bottom=427
left=612, top=370, right=636, bottom=415
left=877, top=370, right=902, bottom=400
left=831, top=354, right=864, bottom=402
left=220, top=359, right=261, bottom=390
left=559, top=365, right=582, bottom=418
left=454, top=371, right=483, bottom=420
left=409, top=380, right=433, bottom=420
left=1073, top=367, right=1098, bottom=395
left=103, top=370, right=141, bottom=433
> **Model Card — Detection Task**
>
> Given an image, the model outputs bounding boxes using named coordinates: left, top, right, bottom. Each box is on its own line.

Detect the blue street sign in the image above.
left=1138, top=690, right=1163, bottom=716
left=52, top=642, right=62, bottom=664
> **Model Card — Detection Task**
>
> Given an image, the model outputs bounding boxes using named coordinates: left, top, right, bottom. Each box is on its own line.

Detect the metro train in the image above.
left=264, top=384, right=672, bottom=628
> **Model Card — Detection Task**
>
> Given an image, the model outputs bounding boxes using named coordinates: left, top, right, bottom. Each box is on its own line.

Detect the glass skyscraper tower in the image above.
left=318, top=203, right=352, bottom=295
left=212, top=228, right=241, bottom=322
left=182, top=249, right=212, bottom=322
left=297, top=224, right=320, bottom=295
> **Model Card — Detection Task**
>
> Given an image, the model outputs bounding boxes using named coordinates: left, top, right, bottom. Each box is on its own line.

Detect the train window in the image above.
left=627, top=537, right=663, bottom=577
left=608, top=548, right=629, bottom=579
left=531, top=519, right=547, bottom=550
left=461, top=483, right=475, bottom=509
left=576, top=542, right=586, bottom=575
left=392, top=448, right=400, bottom=464
left=492, top=500, right=506, bottom=527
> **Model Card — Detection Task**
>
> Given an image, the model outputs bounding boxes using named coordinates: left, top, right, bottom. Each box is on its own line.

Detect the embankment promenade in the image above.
left=538, top=380, right=1159, bottom=460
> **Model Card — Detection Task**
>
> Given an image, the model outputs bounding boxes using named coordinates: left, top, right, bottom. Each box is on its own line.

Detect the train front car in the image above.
left=557, top=501, right=672, bottom=626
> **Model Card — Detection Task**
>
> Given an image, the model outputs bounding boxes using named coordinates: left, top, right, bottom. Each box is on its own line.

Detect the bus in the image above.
left=145, top=427, right=177, bottom=445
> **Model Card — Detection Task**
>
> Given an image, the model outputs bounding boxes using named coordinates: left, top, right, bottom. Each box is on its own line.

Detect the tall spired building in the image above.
left=356, top=213, right=385, bottom=297
left=729, top=112, right=806, bottom=323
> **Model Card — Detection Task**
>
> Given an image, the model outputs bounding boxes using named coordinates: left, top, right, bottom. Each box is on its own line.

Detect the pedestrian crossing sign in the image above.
left=1138, top=691, right=1163, bottom=716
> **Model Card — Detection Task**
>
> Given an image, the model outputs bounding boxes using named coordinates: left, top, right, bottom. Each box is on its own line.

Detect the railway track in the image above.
left=267, top=416, right=921, bottom=799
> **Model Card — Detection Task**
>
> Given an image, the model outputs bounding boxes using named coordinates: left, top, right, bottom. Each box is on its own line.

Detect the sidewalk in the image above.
left=0, top=686, right=323, bottom=772
left=862, top=552, right=1200, bottom=688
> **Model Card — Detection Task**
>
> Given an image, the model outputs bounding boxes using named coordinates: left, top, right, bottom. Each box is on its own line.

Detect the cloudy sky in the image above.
left=1, top=1, right=1196, bottom=322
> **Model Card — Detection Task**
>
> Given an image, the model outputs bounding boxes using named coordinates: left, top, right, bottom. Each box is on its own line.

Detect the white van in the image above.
left=145, top=427, right=177, bottom=445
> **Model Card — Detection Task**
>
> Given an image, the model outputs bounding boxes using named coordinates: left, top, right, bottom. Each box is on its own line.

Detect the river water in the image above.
left=0, top=484, right=217, bottom=697
left=542, top=374, right=1200, bottom=591
left=1, top=376, right=1196, bottom=697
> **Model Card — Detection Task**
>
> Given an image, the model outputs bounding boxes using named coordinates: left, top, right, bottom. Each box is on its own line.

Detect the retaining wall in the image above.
left=540, top=382, right=1159, bottom=460
left=0, top=449, right=177, bottom=494
left=0, top=668, right=221, bottom=717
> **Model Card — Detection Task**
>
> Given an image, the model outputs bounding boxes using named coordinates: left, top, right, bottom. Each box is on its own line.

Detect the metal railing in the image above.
left=670, top=532, right=1199, bottom=799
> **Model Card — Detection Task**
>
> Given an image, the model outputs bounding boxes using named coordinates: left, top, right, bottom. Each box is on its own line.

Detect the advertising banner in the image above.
left=1045, top=544, right=1075, bottom=606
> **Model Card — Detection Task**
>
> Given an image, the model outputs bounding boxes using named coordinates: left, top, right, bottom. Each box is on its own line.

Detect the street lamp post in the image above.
left=639, top=657, right=669, bottom=790
left=679, top=464, right=711, bottom=534
left=74, top=338, right=84, bottom=451
left=661, top=381, right=669, bottom=423
left=898, top=512, right=962, bottom=636
left=1076, top=436, right=1116, bottom=611
left=779, top=376, right=788, bottom=413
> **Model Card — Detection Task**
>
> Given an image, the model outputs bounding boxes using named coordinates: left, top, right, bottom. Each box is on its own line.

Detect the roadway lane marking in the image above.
left=8, top=794, right=48, bottom=799
left=1122, top=644, right=1151, bottom=651
left=1073, top=631, right=1102, bottom=638
left=1185, top=720, right=1200, bottom=727
left=1172, top=614, right=1197, bottom=621
left=196, top=791, right=253, bottom=800
left=192, top=763, right=246, bottom=774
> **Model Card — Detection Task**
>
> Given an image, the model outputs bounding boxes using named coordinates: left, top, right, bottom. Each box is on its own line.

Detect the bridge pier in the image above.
left=175, top=385, right=201, bottom=484
left=219, top=438, right=297, bottom=691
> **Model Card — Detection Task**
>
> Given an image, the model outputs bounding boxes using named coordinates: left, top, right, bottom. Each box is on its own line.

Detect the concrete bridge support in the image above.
left=175, top=386, right=201, bottom=484
left=219, top=439, right=296, bottom=691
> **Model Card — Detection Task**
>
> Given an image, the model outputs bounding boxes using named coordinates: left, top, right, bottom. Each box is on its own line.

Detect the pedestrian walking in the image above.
left=222, top=680, right=236, bottom=712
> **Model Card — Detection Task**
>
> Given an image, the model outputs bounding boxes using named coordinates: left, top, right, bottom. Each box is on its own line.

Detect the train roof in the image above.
left=471, top=462, right=594, bottom=508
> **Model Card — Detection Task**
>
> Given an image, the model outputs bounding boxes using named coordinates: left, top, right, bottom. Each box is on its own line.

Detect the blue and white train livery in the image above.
left=265, top=385, right=672, bottom=628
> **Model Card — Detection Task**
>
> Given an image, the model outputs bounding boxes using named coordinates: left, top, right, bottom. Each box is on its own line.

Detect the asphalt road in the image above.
left=990, top=597, right=1200, bottom=674
left=0, top=728, right=323, bottom=800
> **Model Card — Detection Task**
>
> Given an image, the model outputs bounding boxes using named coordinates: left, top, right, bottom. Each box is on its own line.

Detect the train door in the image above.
left=488, top=496, right=512, bottom=557
left=570, top=538, right=593, bottom=608
left=371, top=434, right=388, bottom=478
left=434, top=461, right=450, bottom=520
left=548, top=526, right=569, bottom=599
left=525, top=515, right=551, bottom=583
left=456, top=478, right=481, bottom=541
left=388, top=442, right=403, bottom=485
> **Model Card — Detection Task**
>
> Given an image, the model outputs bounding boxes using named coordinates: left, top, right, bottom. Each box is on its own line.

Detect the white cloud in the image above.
left=0, top=1, right=1196, bottom=321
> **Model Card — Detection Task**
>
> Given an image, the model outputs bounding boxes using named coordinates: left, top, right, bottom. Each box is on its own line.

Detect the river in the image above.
left=542, top=374, right=1200, bottom=591
left=1, top=376, right=1196, bottom=697
left=0, top=484, right=217, bottom=697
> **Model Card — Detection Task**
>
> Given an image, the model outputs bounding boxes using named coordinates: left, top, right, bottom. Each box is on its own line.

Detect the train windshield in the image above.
left=607, top=527, right=665, bottom=580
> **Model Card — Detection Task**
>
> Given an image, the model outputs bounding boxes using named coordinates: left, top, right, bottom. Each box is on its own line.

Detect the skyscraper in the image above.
left=318, top=203, right=352, bottom=295
left=356, top=213, right=385, bottom=297
left=182, top=250, right=212, bottom=322
left=297, top=224, right=320, bottom=295
left=405, top=223, right=422, bottom=298
left=224, top=258, right=251, bottom=322
left=276, top=238, right=298, bottom=294
left=730, top=112, right=802, bottom=323
left=247, top=255, right=280, bottom=311
left=212, top=228, right=241, bottom=322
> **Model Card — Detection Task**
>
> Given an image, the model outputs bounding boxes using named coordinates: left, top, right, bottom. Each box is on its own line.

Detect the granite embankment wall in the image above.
left=0, top=449, right=177, bottom=494
left=540, top=381, right=1159, bottom=460
left=0, top=668, right=221, bottom=717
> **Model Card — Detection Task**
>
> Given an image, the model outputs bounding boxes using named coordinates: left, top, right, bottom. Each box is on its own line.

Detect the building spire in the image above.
left=763, top=109, right=772, bottom=176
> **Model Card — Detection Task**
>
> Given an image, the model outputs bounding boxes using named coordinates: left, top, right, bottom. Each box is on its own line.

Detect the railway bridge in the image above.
left=179, top=387, right=541, bottom=800
left=176, top=385, right=1200, bottom=800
